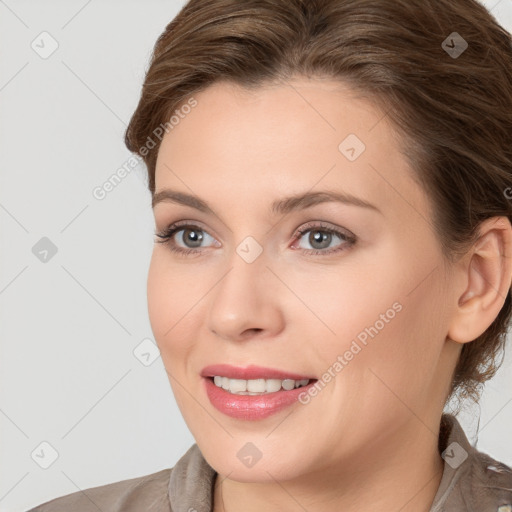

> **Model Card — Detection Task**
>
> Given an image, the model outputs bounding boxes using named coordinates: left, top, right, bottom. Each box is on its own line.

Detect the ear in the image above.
left=448, top=216, right=512, bottom=344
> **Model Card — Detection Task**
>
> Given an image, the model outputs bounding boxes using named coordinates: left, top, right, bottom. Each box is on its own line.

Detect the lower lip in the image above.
left=203, top=377, right=317, bottom=420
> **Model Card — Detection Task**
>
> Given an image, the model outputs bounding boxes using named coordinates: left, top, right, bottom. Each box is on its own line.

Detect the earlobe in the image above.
left=448, top=216, right=512, bottom=344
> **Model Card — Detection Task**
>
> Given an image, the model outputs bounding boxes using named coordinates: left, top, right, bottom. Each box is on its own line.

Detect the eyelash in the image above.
left=154, top=220, right=356, bottom=257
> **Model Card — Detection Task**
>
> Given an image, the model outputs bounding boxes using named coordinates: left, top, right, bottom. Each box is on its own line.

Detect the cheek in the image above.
left=342, top=270, right=450, bottom=409
left=146, top=251, right=199, bottom=358
left=284, top=256, right=400, bottom=352
left=310, top=246, right=447, bottom=384
left=147, top=254, right=171, bottom=341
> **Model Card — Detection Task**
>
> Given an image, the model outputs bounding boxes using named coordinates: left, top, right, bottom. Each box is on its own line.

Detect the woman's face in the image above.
left=148, top=78, right=461, bottom=481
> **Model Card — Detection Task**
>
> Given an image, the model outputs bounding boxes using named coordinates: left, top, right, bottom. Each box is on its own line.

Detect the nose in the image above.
left=206, top=245, right=285, bottom=343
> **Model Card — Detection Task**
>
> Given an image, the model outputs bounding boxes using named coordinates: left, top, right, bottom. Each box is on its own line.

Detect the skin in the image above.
left=147, top=78, right=512, bottom=512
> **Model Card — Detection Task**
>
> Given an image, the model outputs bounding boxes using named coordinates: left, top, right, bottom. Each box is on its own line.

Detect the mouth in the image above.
left=200, top=364, right=318, bottom=419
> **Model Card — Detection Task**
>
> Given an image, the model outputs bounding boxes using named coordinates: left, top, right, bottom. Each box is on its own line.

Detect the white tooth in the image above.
left=265, top=379, right=282, bottom=392
left=229, top=379, right=247, bottom=393
left=247, top=378, right=266, bottom=392
left=282, top=379, right=295, bottom=391
left=212, top=376, right=311, bottom=393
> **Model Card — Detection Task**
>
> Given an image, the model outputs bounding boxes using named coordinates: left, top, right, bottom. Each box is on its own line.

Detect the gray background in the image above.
left=1, top=1, right=511, bottom=511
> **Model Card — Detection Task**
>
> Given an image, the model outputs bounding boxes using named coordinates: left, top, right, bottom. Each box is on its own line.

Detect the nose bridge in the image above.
left=216, top=238, right=268, bottom=312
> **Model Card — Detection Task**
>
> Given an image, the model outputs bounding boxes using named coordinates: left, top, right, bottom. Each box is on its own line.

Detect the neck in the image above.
left=213, top=418, right=444, bottom=512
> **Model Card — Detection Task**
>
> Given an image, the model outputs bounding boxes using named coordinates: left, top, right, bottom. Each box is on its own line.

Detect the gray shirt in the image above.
left=26, top=414, right=512, bottom=511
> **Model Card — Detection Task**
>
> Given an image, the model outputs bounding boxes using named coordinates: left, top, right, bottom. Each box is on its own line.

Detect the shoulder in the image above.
left=26, top=467, right=173, bottom=512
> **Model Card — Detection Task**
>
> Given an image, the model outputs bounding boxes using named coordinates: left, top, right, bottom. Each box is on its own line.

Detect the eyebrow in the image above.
left=152, top=189, right=382, bottom=216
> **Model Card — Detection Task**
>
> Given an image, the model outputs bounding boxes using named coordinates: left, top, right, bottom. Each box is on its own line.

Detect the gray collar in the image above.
left=430, top=413, right=476, bottom=511
left=168, top=442, right=216, bottom=512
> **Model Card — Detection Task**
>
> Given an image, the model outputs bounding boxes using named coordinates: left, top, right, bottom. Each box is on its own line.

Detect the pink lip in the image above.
left=200, top=364, right=318, bottom=420
left=200, top=364, right=315, bottom=380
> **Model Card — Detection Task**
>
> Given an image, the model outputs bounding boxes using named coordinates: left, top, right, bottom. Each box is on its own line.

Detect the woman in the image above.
left=28, top=0, right=512, bottom=510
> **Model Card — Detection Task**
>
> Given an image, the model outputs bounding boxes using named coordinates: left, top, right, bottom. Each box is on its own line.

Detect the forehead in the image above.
left=154, top=78, right=430, bottom=222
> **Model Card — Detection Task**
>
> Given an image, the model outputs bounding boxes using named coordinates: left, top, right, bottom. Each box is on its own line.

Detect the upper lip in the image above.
left=200, top=364, right=316, bottom=381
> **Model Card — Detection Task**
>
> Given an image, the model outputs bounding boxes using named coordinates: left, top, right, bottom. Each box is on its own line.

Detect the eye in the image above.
left=291, top=221, right=356, bottom=255
left=154, top=221, right=219, bottom=256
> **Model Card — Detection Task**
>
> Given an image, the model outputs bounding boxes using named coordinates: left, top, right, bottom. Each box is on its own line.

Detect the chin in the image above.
left=196, top=438, right=310, bottom=482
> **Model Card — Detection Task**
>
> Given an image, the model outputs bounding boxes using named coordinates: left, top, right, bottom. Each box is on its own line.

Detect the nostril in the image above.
left=247, top=330, right=262, bottom=337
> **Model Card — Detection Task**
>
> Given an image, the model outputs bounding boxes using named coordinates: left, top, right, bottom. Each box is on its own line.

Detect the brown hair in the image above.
left=125, top=0, right=512, bottom=410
